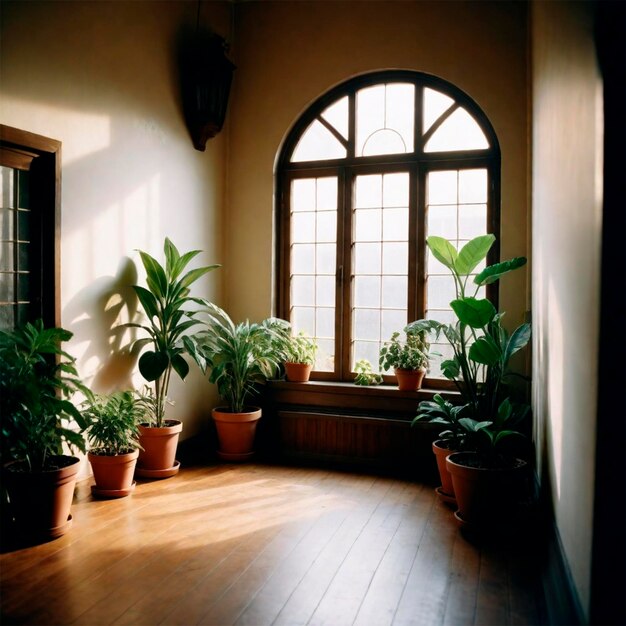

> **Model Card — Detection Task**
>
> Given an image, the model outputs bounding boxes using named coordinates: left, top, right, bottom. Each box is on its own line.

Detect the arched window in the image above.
left=276, top=71, right=500, bottom=385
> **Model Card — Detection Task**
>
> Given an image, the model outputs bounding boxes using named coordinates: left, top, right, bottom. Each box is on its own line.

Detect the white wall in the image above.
left=531, top=0, right=602, bottom=615
left=1, top=1, right=231, bottom=471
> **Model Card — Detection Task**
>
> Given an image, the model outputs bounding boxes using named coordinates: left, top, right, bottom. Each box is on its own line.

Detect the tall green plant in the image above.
left=184, top=304, right=286, bottom=413
left=409, top=234, right=531, bottom=458
left=126, top=238, right=220, bottom=427
left=0, top=320, right=89, bottom=471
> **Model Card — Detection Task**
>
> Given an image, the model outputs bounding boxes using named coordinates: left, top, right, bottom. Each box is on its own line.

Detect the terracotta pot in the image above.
left=446, top=451, right=528, bottom=527
left=88, top=449, right=139, bottom=497
left=432, top=440, right=458, bottom=501
left=3, top=455, right=80, bottom=539
left=136, top=420, right=182, bottom=478
left=394, top=368, right=425, bottom=391
left=284, top=362, right=313, bottom=382
left=212, top=406, right=262, bottom=461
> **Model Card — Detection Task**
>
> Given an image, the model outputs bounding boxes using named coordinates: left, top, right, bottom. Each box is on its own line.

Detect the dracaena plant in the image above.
left=184, top=304, right=286, bottom=413
left=408, top=234, right=531, bottom=459
left=126, top=238, right=220, bottom=427
left=0, top=320, right=90, bottom=472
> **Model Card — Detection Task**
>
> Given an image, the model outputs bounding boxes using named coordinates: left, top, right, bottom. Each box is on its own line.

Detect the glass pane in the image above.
left=316, top=211, right=337, bottom=243
left=383, top=207, right=408, bottom=241
left=292, top=244, right=315, bottom=275
left=316, top=276, right=335, bottom=307
left=316, top=307, right=335, bottom=338
left=316, top=177, right=338, bottom=211
left=316, top=338, right=335, bottom=372
left=429, top=342, right=455, bottom=378
left=425, top=107, right=489, bottom=152
left=291, top=120, right=347, bottom=162
left=0, top=167, right=15, bottom=209
left=352, top=340, right=380, bottom=373
left=17, top=171, right=29, bottom=209
left=0, top=303, right=15, bottom=330
left=382, top=276, right=407, bottom=309
left=316, top=243, right=336, bottom=275
left=427, top=275, right=457, bottom=310
left=354, top=308, right=381, bottom=341
left=291, top=275, right=315, bottom=306
left=291, top=212, right=316, bottom=243
left=292, top=179, right=316, bottom=212
left=17, top=210, right=31, bottom=242
left=382, top=242, right=408, bottom=275
left=381, top=309, right=407, bottom=341
left=459, top=204, right=487, bottom=240
left=354, top=276, right=380, bottom=308
left=321, top=96, right=349, bottom=139
left=354, top=242, right=381, bottom=275
left=17, top=272, right=30, bottom=302
left=382, top=173, right=409, bottom=208
left=427, top=205, right=458, bottom=240
left=292, top=306, right=315, bottom=333
left=355, top=175, right=382, bottom=209
left=0, top=273, right=15, bottom=301
left=0, top=209, right=15, bottom=240
left=0, top=242, right=14, bottom=271
left=423, top=87, right=455, bottom=132
left=459, top=169, right=487, bottom=204
left=356, top=83, right=414, bottom=156
left=427, top=171, right=457, bottom=205
left=427, top=309, right=457, bottom=326
left=427, top=248, right=457, bottom=276
left=355, top=209, right=381, bottom=242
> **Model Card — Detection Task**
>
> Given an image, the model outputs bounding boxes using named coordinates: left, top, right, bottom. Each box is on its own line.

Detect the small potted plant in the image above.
left=82, top=391, right=143, bottom=498
left=379, top=328, right=430, bottom=391
left=407, top=233, right=531, bottom=528
left=184, top=304, right=284, bottom=461
left=354, top=359, right=383, bottom=386
left=126, top=238, right=220, bottom=478
left=0, top=320, right=89, bottom=540
left=282, top=331, right=317, bottom=382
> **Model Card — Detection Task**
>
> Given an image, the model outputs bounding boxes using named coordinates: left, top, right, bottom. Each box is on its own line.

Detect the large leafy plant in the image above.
left=0, top=320, right=89, bottom=472
left=184, top=304, right=286, bottom=413
left=127, top=238, right=219, bottom=427
left=409, top=234, right=531, bottom=461
left=82, top=391, right=142, bottom=456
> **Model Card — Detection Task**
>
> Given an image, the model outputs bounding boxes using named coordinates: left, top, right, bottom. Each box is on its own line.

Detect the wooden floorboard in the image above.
left=0, top=462, right=546, bottom=626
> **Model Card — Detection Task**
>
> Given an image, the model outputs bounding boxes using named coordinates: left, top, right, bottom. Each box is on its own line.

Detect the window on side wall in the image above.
left=276, top=71, right=501, bottom=386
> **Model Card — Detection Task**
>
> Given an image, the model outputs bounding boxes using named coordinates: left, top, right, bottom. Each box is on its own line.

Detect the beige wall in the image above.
left=226, top=0, right=530, bottom=328
left=531, top=0, right=602, bottom=616
left=0, top=1, right=231, bottom=466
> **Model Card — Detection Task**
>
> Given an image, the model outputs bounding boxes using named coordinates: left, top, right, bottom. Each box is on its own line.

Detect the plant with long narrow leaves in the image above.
left=408, top=234, right=531, bottom=460
left=0, top=320, right=90, bottom=472
left=184, top=304, right=285, bottom=413
left=126, top=238, right=220, bottom=427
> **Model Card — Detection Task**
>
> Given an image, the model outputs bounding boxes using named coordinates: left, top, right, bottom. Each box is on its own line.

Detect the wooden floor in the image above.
left=1, top=462, right=546, bottom=626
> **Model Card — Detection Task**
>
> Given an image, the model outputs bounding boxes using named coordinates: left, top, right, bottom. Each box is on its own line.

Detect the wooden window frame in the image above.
left=0, top=125, right=61, bottom=328
left=276, top=71, right=501, bottom=387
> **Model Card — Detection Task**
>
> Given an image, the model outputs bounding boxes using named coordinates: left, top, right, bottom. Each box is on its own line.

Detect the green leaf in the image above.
left=458, top=417, right=493, bottom=432
left=497, top=397, right=513, bottom=422
left=450, top=297, right=496, bottom=329
left=171, top=353, right=190, bottom=380
left=179, top=266, right=219, bottom=289
left=469, top=336, right=501, bottom=365
left=164, top=237, right=180, bottom=278
left=474, top=257, right=527, bottom=286
left=504, top=323, right=531, bottom=364
left=138, top=351, right=169, bottom=382
left=426, top=236, right=458, bottom=270
left=440, top=358, right=460, bottom=379
left=139, top=251, right=167, bottom=298
left=132, top=285, right=159, bottom=320
left=453, top=235, right=496, bottom=275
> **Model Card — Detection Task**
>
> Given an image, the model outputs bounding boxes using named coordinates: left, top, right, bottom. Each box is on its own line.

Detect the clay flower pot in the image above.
left=394, top=368, right=425, bottom=391
left=88, top=449, right=139, bottom=498
left=432, top=440, right=458, bottom=505
left=136, top=420, right=183, bottom=479
left=3, top=455, right=80, bottom=540
left=212, top=407, right=262, bottom=462
left=284, top=362, right=313, bottom=382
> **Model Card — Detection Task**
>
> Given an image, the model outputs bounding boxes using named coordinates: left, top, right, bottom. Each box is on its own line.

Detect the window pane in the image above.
left=316, top=307, right=335, bottom=338
left=292, top=275, right=315, bottom=306
left=382, top=276, right=407, bottom=309
left=291, top=244, right=315, bottom=275
left=355, top=175, right=382, bottom=208
left=459, top=204, right=487, bottom=240
left=382, top=242, right=408, bottom=275
left=354, top=242, right=381, bottom=274
left=383, top=173, right=409, bottom=208
left=292, top=179, right=316, bottom=212
left=0, top=272, right=15, bottom=301
left=352, top=340, right=380, bottom=373
left=427, top=275, right=457, bottom=310
left=356, top=84, right=414, bottom=157
left=354, top=276, right=380, bottom=308
left=428, top=342, right=455, bottom=379
left=423, top=87, right=455, bottom=132
left=316, top=243, right=336, bottom=275
left=17, top=210, right=31, bottom=242
left=427, top=205, right=458, bottom=240
left=427, top=171, right=457, bottom=205
left=316, top=177, right=338, bottom=210
left=315, top=338, right=335, bottom=372
left=0, top=209, right=15, bottom=240
left=292, top=120, right=347, bottom=162
left=383, top=208, right=408, bottom=241
left=0, top=167, right=15, bottom=209
left=292, top=306, right=315, bottom=333
left=292, top=213, right=315, bottom=243
left=424, top=107, right=489, bottom=152
left=316, top=276, right=335, bottom=307
left=355, top=208, right=381, bottom=242
left=381, top=309, right=407, bottom=342
left=0, top=242, right=14, bottom=271
left=316, top=211, right=337, bottom=243
left=459, top=169, right=488, bottom=204
left=321, top=96, right=349, bottom=139
left=354, top=308, right=381, bottom=341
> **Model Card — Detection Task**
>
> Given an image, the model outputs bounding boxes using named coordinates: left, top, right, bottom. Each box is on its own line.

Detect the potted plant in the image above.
left=378, top=328, right=430, bottom=391
left=354, top=359, right=383, bottom=386
left=184, top=304, right=284, bottom=461
left=282, top=331, right=318, bottom=382
left=82, top=390, right=142, bottom=498
left=126, top=238, right=219, bottom=478
left=0, top=320, right=89, bottom=540
left=407, top=234, right=531, bottom=527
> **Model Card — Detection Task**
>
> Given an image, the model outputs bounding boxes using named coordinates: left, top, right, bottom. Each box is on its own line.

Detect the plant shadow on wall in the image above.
left=63, top=257, right=141, bottom=393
